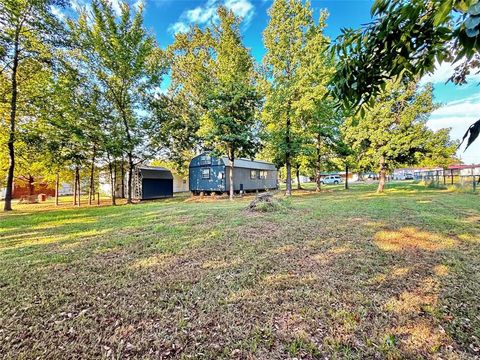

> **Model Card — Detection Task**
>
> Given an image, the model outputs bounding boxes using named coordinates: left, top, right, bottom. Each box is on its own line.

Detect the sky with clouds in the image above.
left=61, top=0, right=480, bottom=164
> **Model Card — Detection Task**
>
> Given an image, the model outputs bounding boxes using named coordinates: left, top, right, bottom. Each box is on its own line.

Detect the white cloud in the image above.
left=70, top=0, right=93, bottom=19
left=225, top=0, right=254, bottom=23
left=168, top=22, right=190, bottom=34
left=109, top=0, right=122, bottom=16
left=168, top=0, right=255, bottom=35
left=432, top=101, right=480, bottom=119
left=428, top=95, right=480, bottom=163
left=133, top=0, right=143, bottom=11
left=186, top=0, right=217, bottom=23
left=420, top=60, right=480, bottom=85
left=50, top=5, right=66, bottom=21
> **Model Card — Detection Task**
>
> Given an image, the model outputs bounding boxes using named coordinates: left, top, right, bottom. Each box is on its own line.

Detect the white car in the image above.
left=321, top=175, right=342, bottom=185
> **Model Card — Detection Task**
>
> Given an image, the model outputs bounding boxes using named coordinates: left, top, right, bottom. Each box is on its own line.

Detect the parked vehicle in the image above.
left=404, top=173, right=414, bottom=180
left=321, top=175, right=342, bottom=185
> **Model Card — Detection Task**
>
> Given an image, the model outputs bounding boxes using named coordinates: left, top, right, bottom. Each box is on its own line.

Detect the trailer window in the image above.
left=200, top=155, right=211, bottom=165
left=259, top=170, right=267, bottom=179
left=201, top=168, right=210, bottom=179
left=250, top=170, right=257, bottom=179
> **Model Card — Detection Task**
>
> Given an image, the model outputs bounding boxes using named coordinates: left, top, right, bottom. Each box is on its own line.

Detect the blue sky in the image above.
left=66, top=0, right=480, bottom=163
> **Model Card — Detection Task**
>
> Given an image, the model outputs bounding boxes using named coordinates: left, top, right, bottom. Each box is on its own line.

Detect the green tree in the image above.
left=0, top=0, right=66, bottom=211
left=262, top=0, right=314, bottom=196
left=155, top=26, right=216, bottom=174
left=291, top=10, right=338, bottom=191
left=331, top=0, right=480, bottom=147
left=306, top=101, right=344, bottom=191
left=200, top=7, right=261, bottom=200
left=46, top=66, right=110, bottom=206
left=342, top=78, right=457, bottom=193
left=70, top=0, right=166, bottom=203
left=149, top=94, right=200, bottom=177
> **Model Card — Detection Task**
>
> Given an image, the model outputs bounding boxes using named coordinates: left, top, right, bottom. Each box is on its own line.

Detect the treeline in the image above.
left=0, top=0, right=458, bottom=211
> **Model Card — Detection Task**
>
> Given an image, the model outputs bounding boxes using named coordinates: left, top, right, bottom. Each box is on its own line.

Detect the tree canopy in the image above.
left=331, top=0, right=480, bottom=148
left=0, top=0, right=466, bottom=210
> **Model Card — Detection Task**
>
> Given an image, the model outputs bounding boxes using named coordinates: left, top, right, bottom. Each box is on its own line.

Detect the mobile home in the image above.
left=189, top=153, right=278, bottom=194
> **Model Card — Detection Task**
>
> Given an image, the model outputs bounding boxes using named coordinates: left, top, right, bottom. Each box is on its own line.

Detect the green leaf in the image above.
left=434, top=0, right=454, bottom=26
left=468, top=1, right=480, bottom=15
left=465, top=15, right=480, bottom=28
left=459, top=119, right=480, bottom=150
left=466, top=27, right=480, bottom=37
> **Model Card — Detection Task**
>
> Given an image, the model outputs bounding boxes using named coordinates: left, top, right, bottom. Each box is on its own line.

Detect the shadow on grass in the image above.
left=0, top=183, right=479, bottom=358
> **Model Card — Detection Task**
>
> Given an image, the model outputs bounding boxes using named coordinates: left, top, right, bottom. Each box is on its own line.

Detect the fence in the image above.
left=417, top=172, right=480, bottom=192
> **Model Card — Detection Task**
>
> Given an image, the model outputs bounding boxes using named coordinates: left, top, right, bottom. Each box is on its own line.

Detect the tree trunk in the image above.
left=121, top=157, right=125, bottom=198
left=296, top=165, right=302, bottom=190
left=114, top=160, right=117, bottom=198
left=315, top=134, right=321, bottom=192
left=285, top=102, right=292, bottom=196
left=73, top=169, right=77, bottom=206
left=286, top=162, right=292, bottom=196
left=55, top=173, right=59, bottom=206
left=377, top=156, right=387, bottom=193
left=76, top=167, right=81, bottom=206
left=108, top=159, right=116, bottom=206
left=228, top=149, right=235, bottom=201
left=120, top=108, right=134, bottom=203
left=89, top=146, right=96, bottom=205
left=28, top=175, right=34, bottom=196
left=4, top=32, right=20, bottom=212
left=229, top=161, right=234, bottom=200
left=345, top=164, right=349, bottom=190
left=127, top=152, right=134, bottom=204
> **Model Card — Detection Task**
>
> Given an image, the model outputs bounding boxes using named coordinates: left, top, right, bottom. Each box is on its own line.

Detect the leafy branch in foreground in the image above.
left=331, top=0, right=480, bottom=146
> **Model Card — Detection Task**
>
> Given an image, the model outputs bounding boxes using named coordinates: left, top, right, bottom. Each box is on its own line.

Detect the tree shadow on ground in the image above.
left=0, top=185, right=479, bottom=359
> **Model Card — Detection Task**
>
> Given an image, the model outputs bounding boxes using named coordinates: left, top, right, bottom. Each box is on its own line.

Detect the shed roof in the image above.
left=448, top=164, right=480, bottom=170
left=221, top=157, right=277, bottom=171
left=138, top=166, right=173, bottom=180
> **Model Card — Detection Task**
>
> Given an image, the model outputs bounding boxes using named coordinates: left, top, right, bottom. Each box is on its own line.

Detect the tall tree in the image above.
left=0, top=0, right=66, bottom=211
left=70, top=0, right=166, bottom=203
left=342, top=78, right=457, bottom=193
left=153, top=26, right=216, bottom=172
left=200, top=7, right=261, bottom=200
left=306, top=101, right=344, bottom=191
left=292, top=12, right=339, bottom=191
left=263, top=0, right=314, bottom=196
left=46, top=65, right=109, bottom=206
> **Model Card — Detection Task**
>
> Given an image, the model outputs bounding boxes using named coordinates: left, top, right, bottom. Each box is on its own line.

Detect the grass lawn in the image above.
left=0, top=182, right=479, bottom=359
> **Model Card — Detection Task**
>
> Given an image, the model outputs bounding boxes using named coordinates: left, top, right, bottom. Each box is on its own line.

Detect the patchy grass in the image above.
left=0, top=182, right=479, bottom=359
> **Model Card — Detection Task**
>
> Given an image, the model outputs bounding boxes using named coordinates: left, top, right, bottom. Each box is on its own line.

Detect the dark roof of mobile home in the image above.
left=220, top=157, right=277, bottom=171
left=138, top=166, right=173, bottom=180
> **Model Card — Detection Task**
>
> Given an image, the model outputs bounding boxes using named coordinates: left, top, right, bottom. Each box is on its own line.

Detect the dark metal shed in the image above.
left=133, top=166, right=173, bottom=200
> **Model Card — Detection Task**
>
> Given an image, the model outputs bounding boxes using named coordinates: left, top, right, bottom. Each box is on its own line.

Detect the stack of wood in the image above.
left=247, top=192, right=277, bottom=211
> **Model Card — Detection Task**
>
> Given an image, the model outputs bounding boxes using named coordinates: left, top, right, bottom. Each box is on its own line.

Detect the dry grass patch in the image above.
left=374, top=226, right=456, bottom=252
